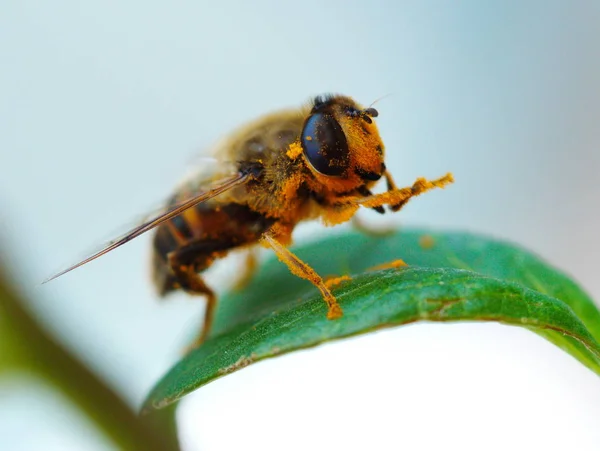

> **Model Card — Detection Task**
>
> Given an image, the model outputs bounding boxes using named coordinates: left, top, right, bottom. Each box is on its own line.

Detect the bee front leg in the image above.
left=260, top=230, right=343, bottom=320
left=167, top=250, right=217, bottom=350
left=358, top=172, right=454, bottom=212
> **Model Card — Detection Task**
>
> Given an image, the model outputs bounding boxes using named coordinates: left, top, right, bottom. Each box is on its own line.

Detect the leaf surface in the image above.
left=144, top=229, right=600, bottom=411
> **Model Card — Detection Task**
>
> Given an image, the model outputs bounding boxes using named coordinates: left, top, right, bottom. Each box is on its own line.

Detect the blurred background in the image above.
left=1, top=1, right=599, bottom=450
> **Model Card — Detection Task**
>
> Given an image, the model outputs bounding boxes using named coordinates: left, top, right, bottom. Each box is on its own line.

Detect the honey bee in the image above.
left=45, top=94, right=453, bottom=349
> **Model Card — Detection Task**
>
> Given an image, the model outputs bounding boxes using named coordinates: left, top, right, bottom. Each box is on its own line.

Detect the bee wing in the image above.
left=43, top=170, right=254, bottom=284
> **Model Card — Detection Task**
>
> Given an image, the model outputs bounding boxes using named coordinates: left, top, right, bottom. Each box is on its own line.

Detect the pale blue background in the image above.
left=1, top=1, right=599, bottom=450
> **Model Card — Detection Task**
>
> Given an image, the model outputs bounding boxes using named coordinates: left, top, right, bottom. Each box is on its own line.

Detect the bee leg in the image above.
left=357, top=172, right=454, bottom=212
left=382, top=170, right=409, bottom=212
left=351, top=214, right=397, bottom=237
left=233, top=249, right=258, bottom=291
left=167, top=251, right=217, bottom=350
left=260, top=231, right=343, bottom=320
left=383, top=169, right=399, bottom=191
left=357, top=186, right=385, bottom=215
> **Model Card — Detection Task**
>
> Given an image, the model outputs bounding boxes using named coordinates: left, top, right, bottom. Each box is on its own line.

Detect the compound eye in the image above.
left=301, top=113, right=349, bottom=176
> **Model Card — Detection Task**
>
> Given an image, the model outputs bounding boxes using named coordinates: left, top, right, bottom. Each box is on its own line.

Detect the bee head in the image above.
left=300, top=95, right=385, bottom=185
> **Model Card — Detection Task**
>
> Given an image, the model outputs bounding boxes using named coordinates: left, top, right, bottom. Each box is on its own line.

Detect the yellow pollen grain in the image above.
left=324, top=275, right=352, bottom=289
left=419, top=235, right=435, bottom=249
left=368, top=259, right=408, bottom=271
left=286, top=141, right=303, bottom=160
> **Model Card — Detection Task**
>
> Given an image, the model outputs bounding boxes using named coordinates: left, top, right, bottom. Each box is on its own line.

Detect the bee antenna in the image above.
left=368, top=93, right=393, bottom=109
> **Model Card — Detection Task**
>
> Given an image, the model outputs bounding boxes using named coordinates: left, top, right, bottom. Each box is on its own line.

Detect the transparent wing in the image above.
left=43, top=170, right=253, bottom=284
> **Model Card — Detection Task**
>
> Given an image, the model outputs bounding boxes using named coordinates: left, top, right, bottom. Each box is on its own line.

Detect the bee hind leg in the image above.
left=260, top=231, right=343, bottom=320
left=167, top=250, right=217, bottom=351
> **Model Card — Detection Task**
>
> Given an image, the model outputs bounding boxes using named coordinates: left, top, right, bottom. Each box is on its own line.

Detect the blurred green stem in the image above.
left=0, top=274, right=180, bottom=451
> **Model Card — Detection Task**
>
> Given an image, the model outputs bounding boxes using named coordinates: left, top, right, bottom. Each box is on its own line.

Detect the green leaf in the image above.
left=144, top=229, right=600, bottom=412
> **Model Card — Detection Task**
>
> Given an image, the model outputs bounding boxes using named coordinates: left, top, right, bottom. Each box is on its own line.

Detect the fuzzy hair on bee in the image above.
left=45, top=94, right=454, bottom=350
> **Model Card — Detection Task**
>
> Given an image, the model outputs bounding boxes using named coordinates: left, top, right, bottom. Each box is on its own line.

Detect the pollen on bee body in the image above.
left=286, top=142, right=303, bottom=160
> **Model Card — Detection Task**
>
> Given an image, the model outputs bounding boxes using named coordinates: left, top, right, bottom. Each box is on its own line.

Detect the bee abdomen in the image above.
left=151, top=201, right=276, bottom=296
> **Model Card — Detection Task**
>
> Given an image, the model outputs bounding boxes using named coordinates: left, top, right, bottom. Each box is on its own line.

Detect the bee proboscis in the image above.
left=45, top=94, right=454, bottom=349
